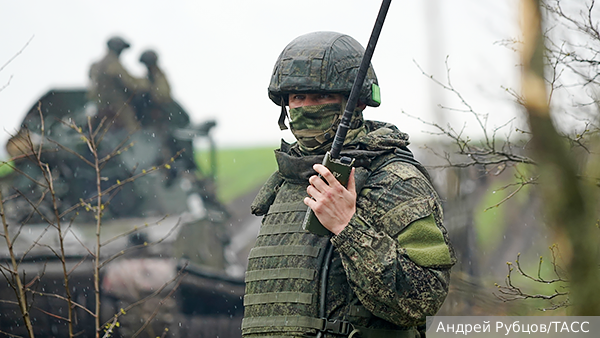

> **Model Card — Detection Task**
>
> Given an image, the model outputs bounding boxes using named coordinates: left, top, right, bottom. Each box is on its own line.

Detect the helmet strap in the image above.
left=278, top=97, right=289, bottom=130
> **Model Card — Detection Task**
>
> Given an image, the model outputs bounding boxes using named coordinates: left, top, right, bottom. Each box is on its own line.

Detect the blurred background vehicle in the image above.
left=0, top=88, right=251, bottom=337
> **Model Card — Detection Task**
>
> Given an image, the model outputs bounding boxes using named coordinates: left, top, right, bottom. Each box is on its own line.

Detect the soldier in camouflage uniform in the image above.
left=88, top=36, right=149, bottom=132
left=243, top=32, right=455, bottom=338
left=139, top=50, right=172, bottom=109
left=138, top=50, right=197, bottom=173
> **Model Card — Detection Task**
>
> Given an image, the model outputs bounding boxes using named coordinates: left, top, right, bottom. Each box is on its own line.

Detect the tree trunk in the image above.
left=520, top=0, right=600, bottom=315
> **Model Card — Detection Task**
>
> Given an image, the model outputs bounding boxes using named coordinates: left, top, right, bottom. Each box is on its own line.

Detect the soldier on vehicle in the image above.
left=139, top=50, right=171, bottom=106
left=243, top=31, right=455, bottom=338
left=138, top=49, right=175, bottom=124
left=137, top=49, right=197, bottom=174
left=88, top=36, right=149, bottom=132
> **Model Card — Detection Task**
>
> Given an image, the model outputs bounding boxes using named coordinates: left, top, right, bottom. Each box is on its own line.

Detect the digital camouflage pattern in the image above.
left=268, top=31, right=380, bottom=108
left=289, top=101, right=365, bottom=153
left=244, top=121, right=455, bottom=337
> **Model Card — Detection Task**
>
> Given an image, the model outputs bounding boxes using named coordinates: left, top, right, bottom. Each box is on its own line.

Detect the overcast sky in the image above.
left=1, top=0, right=521, bottom=157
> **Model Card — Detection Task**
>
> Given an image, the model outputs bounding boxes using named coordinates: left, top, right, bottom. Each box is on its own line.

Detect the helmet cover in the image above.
left=268, top=31, right=380, bottom=108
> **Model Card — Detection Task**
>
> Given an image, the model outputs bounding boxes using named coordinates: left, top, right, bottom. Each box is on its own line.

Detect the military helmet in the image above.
left=140, top=50, right=158, bottom=66
left=107, top=36, right=131, bottom=53
left=269, top=31, right=380, bottom=108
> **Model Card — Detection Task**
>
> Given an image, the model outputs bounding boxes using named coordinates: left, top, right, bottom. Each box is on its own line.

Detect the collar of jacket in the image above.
left=274, top=120, right=410, bottom=184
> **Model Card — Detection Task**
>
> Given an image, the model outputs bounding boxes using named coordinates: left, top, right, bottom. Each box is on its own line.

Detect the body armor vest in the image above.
left=243, top=124, right=427, bottom=337
left=243, top=180, right=333, bottom=336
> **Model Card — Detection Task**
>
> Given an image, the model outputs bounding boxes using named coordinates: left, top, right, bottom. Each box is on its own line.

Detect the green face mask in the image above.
left=289, top=102, right=365, bottom=154
left=289, top=103, right=341, bottom=152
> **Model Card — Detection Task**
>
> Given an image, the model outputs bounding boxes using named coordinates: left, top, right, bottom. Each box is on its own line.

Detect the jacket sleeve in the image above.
left=330, top=161, right=455, bottom=327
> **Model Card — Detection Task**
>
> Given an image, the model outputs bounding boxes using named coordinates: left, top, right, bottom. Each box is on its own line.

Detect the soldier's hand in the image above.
left=304, top=164, right=356, bottom=235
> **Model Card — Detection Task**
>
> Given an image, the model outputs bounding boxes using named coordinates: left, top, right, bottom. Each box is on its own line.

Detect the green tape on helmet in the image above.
left=371, top=83, right=381, bottom=105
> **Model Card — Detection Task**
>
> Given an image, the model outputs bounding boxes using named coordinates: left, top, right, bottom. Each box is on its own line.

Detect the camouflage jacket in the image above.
left=245, top=120, right=455, bottom=337
left=88, top=51, right=149, bottom=111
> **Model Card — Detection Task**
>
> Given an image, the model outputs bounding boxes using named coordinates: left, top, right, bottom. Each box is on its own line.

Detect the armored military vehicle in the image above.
left=0, top=89, right=245, bottom=337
